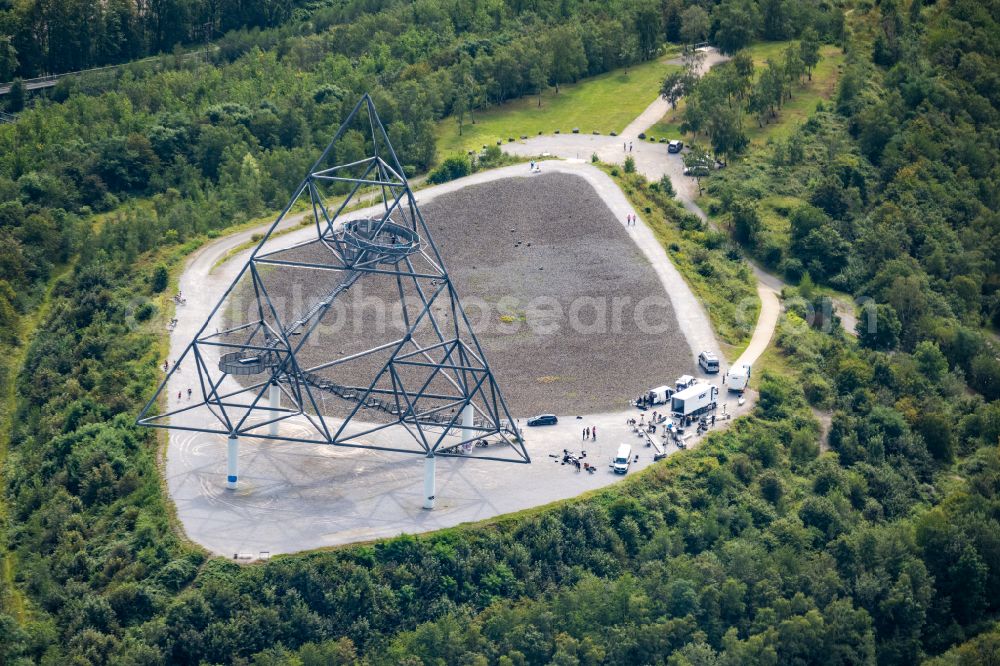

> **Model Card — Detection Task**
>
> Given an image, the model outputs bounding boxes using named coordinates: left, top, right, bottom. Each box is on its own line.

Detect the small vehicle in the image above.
left=613, top=444, right=632, bottom=474
left=668, top=139, right=683, bottom=153
left=672, top=384, right=719, bottom=418
left=527, top=414, right=558, bottom=427
left=698, top=351, right=720, bottom=374
left=725, top=363, right=751, bottom=393
left=683, top=165, right=711, bottom=177
left=644, top=385, right=673, bottom=406
left=675, top=374, right=696, bottom=391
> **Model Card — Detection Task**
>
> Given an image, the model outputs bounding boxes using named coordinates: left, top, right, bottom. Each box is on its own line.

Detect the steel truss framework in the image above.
left=138, top=94, right=530, bottom=465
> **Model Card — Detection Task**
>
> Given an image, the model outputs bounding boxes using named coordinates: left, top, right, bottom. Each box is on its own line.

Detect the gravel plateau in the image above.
left=230, top=173, right=693, bottom=417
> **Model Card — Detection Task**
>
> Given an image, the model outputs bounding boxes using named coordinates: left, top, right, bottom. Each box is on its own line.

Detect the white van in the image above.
left=698, top=351, right=720, bottom=373
left=613, top=444, right=632, bottom=474
left=646, top=385, right=673, bottom=405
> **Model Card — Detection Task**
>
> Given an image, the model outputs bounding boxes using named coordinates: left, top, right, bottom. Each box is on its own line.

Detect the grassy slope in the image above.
left=0, top=263, right=74, bottom=622
left=435, top=55, right=682, bottom=158
left=647, top=42, right=844, bottom=143
left=599, top=165, right=759, bottom=355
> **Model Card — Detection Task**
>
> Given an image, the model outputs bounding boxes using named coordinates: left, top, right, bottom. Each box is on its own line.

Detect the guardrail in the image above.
left=0, top=48, right=215, bottom=96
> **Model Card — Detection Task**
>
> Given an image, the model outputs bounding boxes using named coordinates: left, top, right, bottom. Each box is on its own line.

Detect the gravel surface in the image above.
left=230, top=173, right=692, bottom=417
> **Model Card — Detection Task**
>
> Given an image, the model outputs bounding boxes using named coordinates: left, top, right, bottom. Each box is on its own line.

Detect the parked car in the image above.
left=668, top=139, right=683, bottom=153
left=527, top=414, right=558, bottom=426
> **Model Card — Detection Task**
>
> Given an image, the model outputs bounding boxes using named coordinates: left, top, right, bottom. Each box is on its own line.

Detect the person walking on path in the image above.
left=592, top=425, right=597, bottom=440
left=629, top=141, right=633, bottom=152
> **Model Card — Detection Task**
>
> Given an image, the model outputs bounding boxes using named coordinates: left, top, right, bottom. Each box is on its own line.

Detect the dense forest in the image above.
left=0, top=0, right=307, bottom=78
left=704, top=0, right=1000, bottom=400
left=2, top=0, right=1000, bottom=663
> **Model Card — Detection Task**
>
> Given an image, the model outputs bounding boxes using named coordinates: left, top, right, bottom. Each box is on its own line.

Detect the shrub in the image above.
left=658, top=175, right=675, bottom=197
left=427, top=155, right=471, bottom=184
left=151, top=265, right=169, bottom=293
left=591, top=153, right=599, bottom=163
left=135, top=302, right=156, bottom=322
left=623, top=157, right=636, bottom=173
left=730, top=199, right=762, bottom=246
left=782, top=257, right=805, bottom=283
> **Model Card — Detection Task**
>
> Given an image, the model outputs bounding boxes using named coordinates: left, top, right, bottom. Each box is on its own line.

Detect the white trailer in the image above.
left=646, top=385, right=673, bottom=405
left=725, top=363, right=751, bottom=393
left=671, top=384, right=718, bottom=418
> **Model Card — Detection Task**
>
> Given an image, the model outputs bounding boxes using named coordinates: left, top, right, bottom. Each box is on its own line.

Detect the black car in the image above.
left=527, top=414, right=558, bottom=426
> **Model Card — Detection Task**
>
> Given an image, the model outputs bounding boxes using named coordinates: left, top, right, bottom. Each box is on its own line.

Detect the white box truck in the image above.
left=613, top=444, right=632, bottom=474
left=725, top=363, right=751, bottom=393
left=671, top=384, right=718, bottom=418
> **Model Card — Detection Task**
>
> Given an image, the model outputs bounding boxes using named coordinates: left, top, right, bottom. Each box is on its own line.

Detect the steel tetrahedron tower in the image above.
left=138, top=94, right=529, bottom=503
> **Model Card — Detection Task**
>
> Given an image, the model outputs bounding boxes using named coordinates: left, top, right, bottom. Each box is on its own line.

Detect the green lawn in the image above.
left=647, top=42, right=844, bottom=145
left=435, top=56, right=682, bottom=159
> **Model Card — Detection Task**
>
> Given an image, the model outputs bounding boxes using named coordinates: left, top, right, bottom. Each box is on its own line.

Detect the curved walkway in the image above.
left=164, top=162, right=748, bottom=557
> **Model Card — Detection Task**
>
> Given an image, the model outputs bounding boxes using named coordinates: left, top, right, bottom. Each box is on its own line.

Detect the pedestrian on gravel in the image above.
left=582, top=427, right=587, bottom=440
left=629, top=141, right=633, bottom=152
left=187, top=387, right=193, bottom=399
left=177, top=391, right=181, bottom=400
left=592, top=426, right=597, bottom=440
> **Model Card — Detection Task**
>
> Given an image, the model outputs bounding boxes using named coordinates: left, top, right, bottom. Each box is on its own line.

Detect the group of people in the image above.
left=625, top=213, right=638, bottom=226
left=624, top=141, right=634, bottom=152
left=173, top=291, right=186, bottom=305
left=581, top=425, right=598, bottom=440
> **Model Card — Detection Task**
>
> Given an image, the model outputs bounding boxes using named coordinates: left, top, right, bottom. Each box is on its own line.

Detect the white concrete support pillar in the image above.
left=268, top=383, right=281, bottom=437
left=227, top=435, right=239, bottom=489
left=423, top=454, right=436, bottom=510
left=461, top=402, right=475, bottom=444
